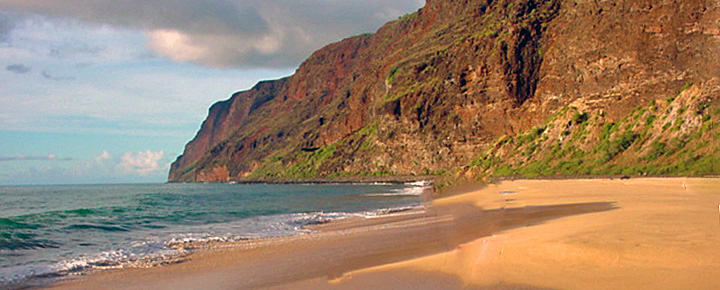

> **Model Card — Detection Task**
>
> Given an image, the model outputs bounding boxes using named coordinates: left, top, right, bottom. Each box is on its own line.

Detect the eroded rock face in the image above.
left=169, top=0, right=720, bottom=182
left=168, top=79, right=287, bottom=181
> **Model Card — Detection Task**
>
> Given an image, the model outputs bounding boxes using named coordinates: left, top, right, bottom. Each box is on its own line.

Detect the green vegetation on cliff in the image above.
left=469, top=83, right=719, bottom=179
left=246, top=123, right=389, bottom=179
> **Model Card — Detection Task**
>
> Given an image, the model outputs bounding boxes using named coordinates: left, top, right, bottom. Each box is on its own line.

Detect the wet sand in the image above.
left=43, top=178, right=720, bottom=290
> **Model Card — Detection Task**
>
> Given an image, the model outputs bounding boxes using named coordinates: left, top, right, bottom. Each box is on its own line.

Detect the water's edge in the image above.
left=0, top=181, right=432, bottom=289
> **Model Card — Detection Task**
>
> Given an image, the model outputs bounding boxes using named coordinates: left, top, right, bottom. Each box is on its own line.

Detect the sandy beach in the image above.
left=42, top=178, right=720, bottom=290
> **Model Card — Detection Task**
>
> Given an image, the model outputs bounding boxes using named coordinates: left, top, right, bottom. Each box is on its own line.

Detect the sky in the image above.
left=0, top=0, right=424, bottom=185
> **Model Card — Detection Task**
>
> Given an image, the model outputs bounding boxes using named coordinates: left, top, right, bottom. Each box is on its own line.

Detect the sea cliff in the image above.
left=170, top=0, right=719, bottom=183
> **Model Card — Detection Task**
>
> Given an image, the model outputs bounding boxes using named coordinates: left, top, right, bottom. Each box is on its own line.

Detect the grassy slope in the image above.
left=244, top=81, right=719, bottom=181
left=246, top=123, right=386, bottom=179
left=469, top=82, right=719, bottom=179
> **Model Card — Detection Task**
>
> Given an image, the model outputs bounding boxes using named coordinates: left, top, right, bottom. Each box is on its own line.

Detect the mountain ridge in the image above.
left=169, top=0, right=720, bottom=183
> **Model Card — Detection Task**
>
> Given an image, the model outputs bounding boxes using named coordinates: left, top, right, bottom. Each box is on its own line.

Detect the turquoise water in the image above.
left=0, top=182, right=428, bottom=286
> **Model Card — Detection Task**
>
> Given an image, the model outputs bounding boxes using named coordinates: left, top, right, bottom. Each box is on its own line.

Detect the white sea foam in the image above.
left=1, top=204, right=426, bottom=287
left=365, top=182, right=432, bottom=197
left=361, top=205, right=425, bottom=218
left=405, top=180, right=433, bottom=187
left=365, top=188, right=426, bottom=197
left=1, top=183, right=427, bottom=288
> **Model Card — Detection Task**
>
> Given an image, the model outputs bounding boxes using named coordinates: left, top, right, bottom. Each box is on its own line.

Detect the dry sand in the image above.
left=43, top=178, right=720, bottom=290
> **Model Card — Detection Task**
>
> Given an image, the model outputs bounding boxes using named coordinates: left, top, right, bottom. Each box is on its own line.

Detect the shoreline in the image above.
left=487, top=174, right=720, bottom=181
left=165, top=174, right=720, bottom=188
left=5, top=184, right=432, bottom=290
left=167, top=175, right=438, bottom=185
left=36, top=177, right=720, bottom=289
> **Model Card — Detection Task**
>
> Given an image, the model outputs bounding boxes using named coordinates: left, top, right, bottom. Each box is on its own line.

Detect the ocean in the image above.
left=0, top=182, right=429, bottom=287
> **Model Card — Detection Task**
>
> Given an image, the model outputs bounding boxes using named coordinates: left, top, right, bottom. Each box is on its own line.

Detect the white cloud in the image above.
left=0, top=0, right=425, bottom=68
left=146, top=29, right=208, bottom=64
left=0, top=19, right=294, bottom=136
left=64, top=150, right=168, bottom=179
left=96, top=150, right=111, bottom=160
left=116, top=150, right=165, bottom=175
left=66, top=151, right=115, bottom=177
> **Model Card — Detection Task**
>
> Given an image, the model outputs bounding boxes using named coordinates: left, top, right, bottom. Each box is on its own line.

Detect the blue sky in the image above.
left=0, top=0, right=423, bottom=185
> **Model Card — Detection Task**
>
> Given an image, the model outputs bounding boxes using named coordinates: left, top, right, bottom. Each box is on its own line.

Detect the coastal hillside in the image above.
left=169, top=0, right=720, bottom=183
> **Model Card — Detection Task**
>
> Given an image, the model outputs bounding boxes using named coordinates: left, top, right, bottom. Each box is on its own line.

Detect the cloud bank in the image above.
left=0, top=151, right=173, bottom=185
left=67, top=150, right=168, bottom=178
left=0, top=154, right=71, bottom=162
left=117, top=150, right=166, bottom=175
left=0, top=0, right=424, bottom=68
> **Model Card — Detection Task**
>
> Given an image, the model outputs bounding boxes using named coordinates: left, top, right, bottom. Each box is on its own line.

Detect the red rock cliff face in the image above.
left=168, top=79, right=287, bottom=181
left=169, top=0, right=720, bottom=182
